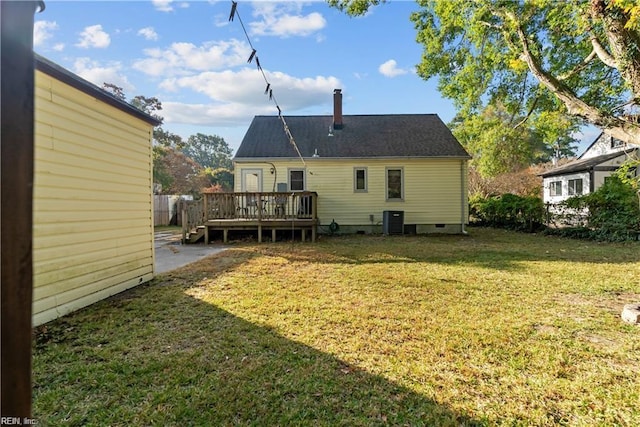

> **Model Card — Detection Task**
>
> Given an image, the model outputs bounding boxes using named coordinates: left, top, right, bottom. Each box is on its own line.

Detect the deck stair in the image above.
left=187, top=226, right=205, bottom=243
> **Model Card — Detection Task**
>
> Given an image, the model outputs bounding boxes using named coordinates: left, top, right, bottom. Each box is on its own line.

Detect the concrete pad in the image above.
left=154, top=232, right=226, bottom=274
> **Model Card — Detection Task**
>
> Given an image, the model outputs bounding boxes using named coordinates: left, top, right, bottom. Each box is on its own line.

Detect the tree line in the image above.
left=103, top=83, right=234, bottom=195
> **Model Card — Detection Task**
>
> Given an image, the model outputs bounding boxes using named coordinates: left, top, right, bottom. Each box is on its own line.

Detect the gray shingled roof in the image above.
left=234, top=114, right=471, bottom=159
left=539, top=148, right=638, bottom=178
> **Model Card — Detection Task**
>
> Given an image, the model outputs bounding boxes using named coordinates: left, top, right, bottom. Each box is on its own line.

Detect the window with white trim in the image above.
left=568, top=178, right=583, bottom=196
left=549, top=181, right=562, bottom=196
left=354, top=167, right=367, bottom=192
left=611, top=138, right=624, bottom=149
left=386, top=167, right=403, bottom=200
left=289, top=169, right=305, bottom=191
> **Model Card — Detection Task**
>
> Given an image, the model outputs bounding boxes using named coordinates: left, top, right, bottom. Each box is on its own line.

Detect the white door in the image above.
left=241, top=169, right=262, bottom=192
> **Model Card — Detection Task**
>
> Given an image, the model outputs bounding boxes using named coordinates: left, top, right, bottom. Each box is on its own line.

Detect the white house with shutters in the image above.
left=540, top=132, right=638, bottom=206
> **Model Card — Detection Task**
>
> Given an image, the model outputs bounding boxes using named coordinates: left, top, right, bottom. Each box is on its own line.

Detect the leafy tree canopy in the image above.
left=155, top=147, right=211, bottom=195
left=182, top=133, right=233, bottom=170
left=329, top=0, right=640, bottom=146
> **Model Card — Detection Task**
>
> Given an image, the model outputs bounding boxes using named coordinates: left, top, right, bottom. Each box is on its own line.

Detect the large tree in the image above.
left=329, top=0, right=640, bottom=145
left=182, top=133, right=233, bottom=170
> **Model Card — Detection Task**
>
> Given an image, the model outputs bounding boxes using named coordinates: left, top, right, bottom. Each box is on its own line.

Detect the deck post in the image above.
left=258, top=225, right=262, bottom=243
left=223, top=228, right=228, bottom=243
left=204, top=225, right=209, bottom=244
left=181, top=207, right=187, bottom=243
left=272, top=228, right=276, bottom=242
left=203, top=194, right=208, bottom=223
left=1, top=1, right=42, bottom=420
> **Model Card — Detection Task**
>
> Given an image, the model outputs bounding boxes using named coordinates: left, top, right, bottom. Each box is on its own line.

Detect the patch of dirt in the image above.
left=556, top=292, right=640, bottom=315
left=533, top=324, right=559, bottom=335
left=33, top=322, right=76, bottom=349
left=579, top=333, right=620, bottom=350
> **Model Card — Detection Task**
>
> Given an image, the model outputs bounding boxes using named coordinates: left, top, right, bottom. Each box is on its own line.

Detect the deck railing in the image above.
left=202, top=191, right=317, bottom=221
left=179, top=198, right=204, bottom=239
left=181, top=191, right=318, bottom=242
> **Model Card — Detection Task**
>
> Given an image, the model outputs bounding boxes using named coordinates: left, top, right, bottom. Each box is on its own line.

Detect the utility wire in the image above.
left=229, top=1, right=306, bottom=165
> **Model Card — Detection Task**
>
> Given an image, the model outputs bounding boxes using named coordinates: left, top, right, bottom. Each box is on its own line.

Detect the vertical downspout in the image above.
left=461, top=159, right=468, bottom=234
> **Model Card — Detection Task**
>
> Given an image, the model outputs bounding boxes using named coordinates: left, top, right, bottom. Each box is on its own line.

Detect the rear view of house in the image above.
left=33, top=55, right=160, bottom=325
left=233, top=89, right=471, bottom=235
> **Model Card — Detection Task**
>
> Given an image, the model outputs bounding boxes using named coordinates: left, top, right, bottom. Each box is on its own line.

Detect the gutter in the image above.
left=234, top=155, right=473, bottom=162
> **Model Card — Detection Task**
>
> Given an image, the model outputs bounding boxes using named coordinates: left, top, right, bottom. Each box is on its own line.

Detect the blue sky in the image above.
left=34, top=1, right=595, bottom=154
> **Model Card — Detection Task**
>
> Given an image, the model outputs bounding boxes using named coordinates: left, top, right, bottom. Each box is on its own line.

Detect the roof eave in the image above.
left=233, top=155, right=472, bottom=162
left=35, top=54, right=162, bottom=127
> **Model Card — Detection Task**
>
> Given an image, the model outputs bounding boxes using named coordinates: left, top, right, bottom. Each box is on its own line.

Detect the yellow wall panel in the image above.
left=33, top=271, right=154, bottom=326
left=34, top=257, right=153, bottom=300
left=33, top=217, right=150, bottom=238
left=235, top=157, right=469, bottom=228
left=32, top=68, right=155, bottom=326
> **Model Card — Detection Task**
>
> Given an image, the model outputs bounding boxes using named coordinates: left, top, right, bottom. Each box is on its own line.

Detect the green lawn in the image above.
left=33, top=227, right=640, bottom=426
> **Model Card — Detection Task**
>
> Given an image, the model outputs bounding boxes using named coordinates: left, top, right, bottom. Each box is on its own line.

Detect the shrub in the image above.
left=470, top=193, right=545, bottom=232
left=550, top=176, right=640, bottom=241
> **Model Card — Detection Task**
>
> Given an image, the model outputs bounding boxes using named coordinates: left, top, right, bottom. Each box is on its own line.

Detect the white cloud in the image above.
left=158, top=68, right=341, bottom=126
left=250, top=3, right=326, bottom=38
left=76, top=25, right=111, bottom=49
left=152, top=0, right=173, bottom=12
left=162, top=101, right=272, bottom=127
left=53, top=43, right=65, bottom=52
left=378, top=59, right=408, bottom=78
left=164, top=68, right=340, bottom=109
left=34, top=21, right=58, bottom=47
left=133, top=39, right=249, bottom=77
left=152, top=0, right=186, bottom=12
left=138, top=26, right=159, bottom=41
left=73, top=58, right=134, bottom=93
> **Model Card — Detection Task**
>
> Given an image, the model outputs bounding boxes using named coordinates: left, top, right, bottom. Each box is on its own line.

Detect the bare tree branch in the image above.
left=590, top=36, right=617, bottom=68
left=558, top=49, right=597, bottom=80
left=513, top=96, right=538, bottom=130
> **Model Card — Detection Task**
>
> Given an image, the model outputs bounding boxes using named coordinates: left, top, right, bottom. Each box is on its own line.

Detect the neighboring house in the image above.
left=33, top=55, right=161, bottom=326
left=233, top=89, right=471, bottom=235
left=540, top=132, right=639, bottom=206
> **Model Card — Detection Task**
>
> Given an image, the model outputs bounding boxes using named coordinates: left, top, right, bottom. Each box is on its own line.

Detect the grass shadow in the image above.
left=33, top=254, right=483, bottom=426
left=270, top=227, right=639, bottom=271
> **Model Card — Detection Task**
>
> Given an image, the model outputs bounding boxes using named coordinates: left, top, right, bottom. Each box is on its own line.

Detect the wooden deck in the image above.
left=181, top=192, right=318, bottom=243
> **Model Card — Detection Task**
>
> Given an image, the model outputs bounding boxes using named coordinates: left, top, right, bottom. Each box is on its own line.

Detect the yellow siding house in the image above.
left=234, top=89, right=471, bottom=235
left=33, top=55, right=160, bottom=326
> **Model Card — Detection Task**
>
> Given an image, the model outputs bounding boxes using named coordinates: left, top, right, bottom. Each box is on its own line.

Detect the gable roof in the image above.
left=577, top=131, right=606, bottom=159
left=35, top=54, right=161, bottom=127
left=234, top=114, right=470, bottom=160
left=539, top=148, right=638, bottom=178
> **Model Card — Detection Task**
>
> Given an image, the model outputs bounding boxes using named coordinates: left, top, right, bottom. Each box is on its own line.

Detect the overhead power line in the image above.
left=229, top=1, right=306, bottom=165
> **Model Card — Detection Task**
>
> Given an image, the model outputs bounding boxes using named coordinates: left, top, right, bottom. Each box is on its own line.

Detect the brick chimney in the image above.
left=333, top=89, right=343, bottom=129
